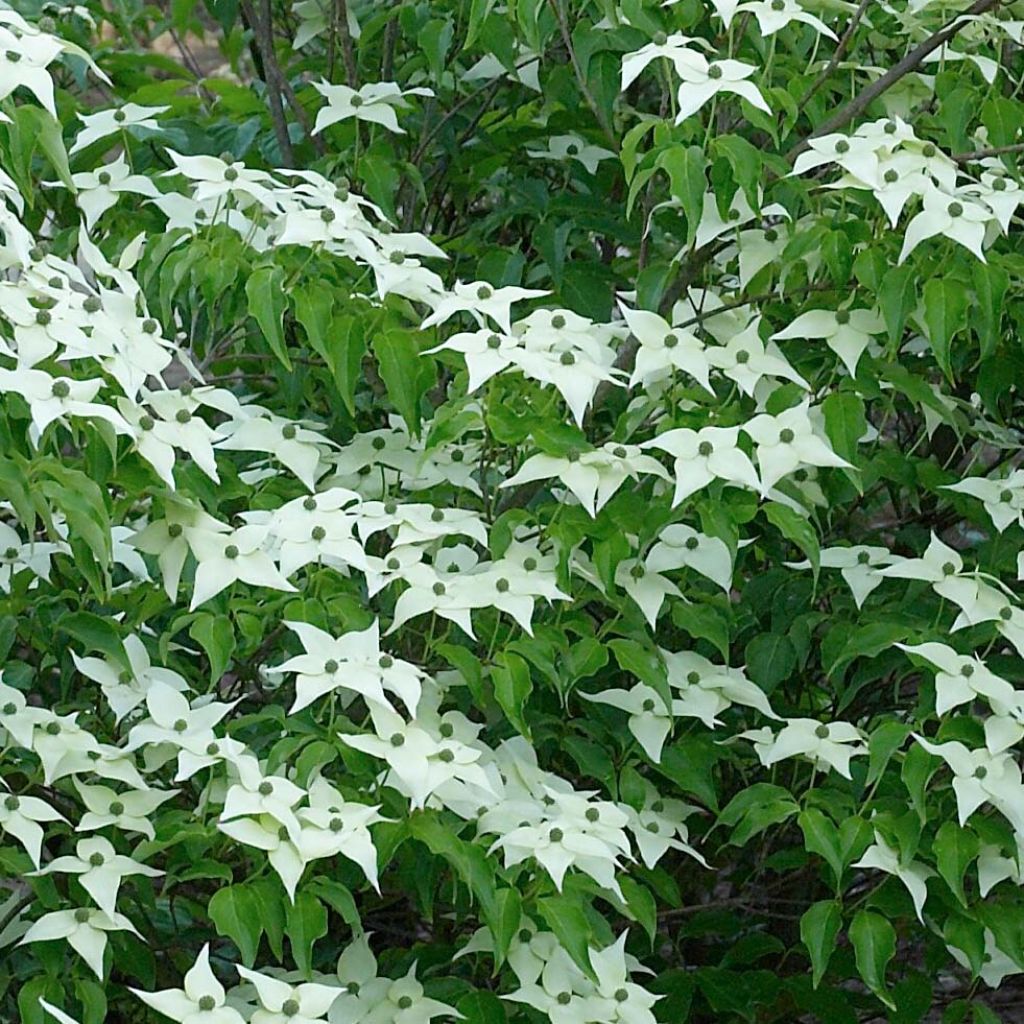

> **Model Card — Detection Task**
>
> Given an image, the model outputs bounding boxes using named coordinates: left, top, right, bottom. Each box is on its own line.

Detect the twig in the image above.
left=545, top=0, right=619, bottom=151
left=336, top=0, right=358, bottom=87
left=239, top=0, right=296, bottom=167
left=798, top=0, right=872, bottom=111
left=951, top=141, right=1024, bottom=163
left=789, top=0, right=1002, bottom=160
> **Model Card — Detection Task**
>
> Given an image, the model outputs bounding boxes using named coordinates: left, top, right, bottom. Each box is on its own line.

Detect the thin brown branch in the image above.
left=336, top=0, right=358, bottom=87
left=239, top=0, right=296, bottom=167
left=545, top=0, right=619, bottom=151
left=789, top=0, right=1002, bottom=160
left=952, top=141, right=1024, bottom=163
left=798, top=0, right=872, bottom=111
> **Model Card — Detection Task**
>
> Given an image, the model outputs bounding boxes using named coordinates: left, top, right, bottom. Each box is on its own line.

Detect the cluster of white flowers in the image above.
left=793, top=116, right=1023, bottom=262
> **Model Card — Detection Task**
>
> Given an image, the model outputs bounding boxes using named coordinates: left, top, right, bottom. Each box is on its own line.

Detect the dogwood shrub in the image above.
left=3, top=0, right=1024, bottom=1020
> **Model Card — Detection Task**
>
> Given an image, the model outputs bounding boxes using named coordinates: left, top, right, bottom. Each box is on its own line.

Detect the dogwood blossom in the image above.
left=21, top=908, right=139, bottom=979
left=31, top=835, right=162, bottom=917
left=133, top=944, right=246, bottom=1024
left=741, top=719, right=868, bottom=778
left=312, top=81, right=432, bottom=134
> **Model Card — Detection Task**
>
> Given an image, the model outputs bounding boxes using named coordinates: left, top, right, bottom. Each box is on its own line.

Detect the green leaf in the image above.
left=58, top=611, right=127, bottom=668
left=488, top=887, right=522, bottom=968
left=291, top=284, right=335, bottom=364
left=878, top=264, right=917, bottom=346
left=457, top=991, right=507, bottom=1024
left=188, top=613, right=235, bottom=683
left=934, top=822, right=979, bottom=907
left=720, top=783, right=799, bottom=846
left=208, top=884, right=263, bottom=966
left=849, top=910, right=896, bottom=1009
left=246, top=265, right=290, bottom=369
left=711, top=134, right=761, bottom=210
left=800, top=900, right=841, bottom=988
left=972, top=261, right=1008, bottom=361
left=491, top=651, right=533, bottom=738
left=608, top=639, right=672, bottom=713
left=744, top=632, right=796, bottom=694
left=922, top=278, right=969, bottom=381
left=822, top=392, right=867, bottom=466
left=286, top=891, right=328, bottom=978
left=764, top=502, right=819, bottom=580
left=408, top=812, right=498, bottom=923
left=15, top=106, right=75, bottom=192
left=656, top=145, right=706, bottom=248
left=537, top=893, right=594, bottom=977
left=799, top=809, right=844, bottom=889
left=373, top=328, right=432, bottom=435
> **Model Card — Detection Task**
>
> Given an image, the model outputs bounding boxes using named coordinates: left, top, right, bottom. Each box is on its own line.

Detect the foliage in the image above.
left=2, top=0, right=1024, bottom=1022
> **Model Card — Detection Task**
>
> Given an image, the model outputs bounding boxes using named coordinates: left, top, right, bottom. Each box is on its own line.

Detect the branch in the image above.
left=546, top=0, right=619, bottom=151
left=789, top=0, right=1002, bottom=160
left=798, top=0, right=872, bottom=111
left=239, top=0, right=295, bottom=167
left=952, top=141, right=1024, bottom=163
left=335, top=0, right=358, bottom=87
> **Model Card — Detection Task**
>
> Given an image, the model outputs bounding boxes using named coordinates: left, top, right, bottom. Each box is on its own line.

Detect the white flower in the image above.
left=620, top=32, right=709, bottom=89
left=126, top=682, right=238, bottom=781
left=641, top=425, right=760, bottom=505
left=615, top=557, right=681, bottom=627
left=786, top=545, right=895, bottom=608
left=899, top=189, right=993, bottom=263
left=581, top=684, right=673, bottom=762
left=71, top=103, right=167, bottom=153
left=217, top=814, right=311, bottom=901
left=771, top=307, right=885, bottom=377
left=735, top=0, right=836, bottom=39
left=73, top=780, right=177, bottom=840
left=916, top=735, right=1024, bottom=834
left=424, top=327, right=520, bottom=392
left=275, top=619, right=423, bottom=714
left=132, top=943, right=246, bottom=1024
left=664, top=648, right=779, bottom=723
left=420, top=280, right=548, bottom=335
left=72, top=633, right=188, bottom=722
left=618, top=305, right=713, bottom=391
left=216, top=411, right=333, bottom=490
left=646, top=524, right=733, bottom=591
left=741, top=718, right=867, bottom=778
left=0, top=32, right=64, bottom=114
left=706, top=319, right=808, bottom=396
left=0, top=790, right=66, bottom=867
left=527, top=134, right=615, bottom=174
left=852, top=833, right=933, bottom=922
left=501, top=442, right=668, bottom=518
left=897, top=642, right=1015, bottom=717
left=22, top=908, right=139, bottom=979
left=675, top=58, right=770, bottom=124
left=944, top=471, right=1024, bottom=533
left=236, top=966, right=340, bottom=1024
left=743, top=401, right=851, bottom=494
left=69, top=157, right=160, bottom=230
left=312, top=81, right=432, bottom=134
left=341, top=704, right=494, bottom=809
left=31, top=836, right=162, bottom=917
left=187, top=524, right=296, bottom=610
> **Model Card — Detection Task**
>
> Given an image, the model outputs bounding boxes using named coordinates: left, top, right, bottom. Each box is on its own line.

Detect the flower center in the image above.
left=707, top=64, right=723, bottom=80
left=224, top=544, right=240, bottom=559
left=282, top=999, right=301, bottom=1017
left=258, top=781, right=273, bottom=796
left=198, top=995, right=217, bottom=1011
left=779, top=428, right=795, bottom=444
left=815, top=724, right=830, bottom=739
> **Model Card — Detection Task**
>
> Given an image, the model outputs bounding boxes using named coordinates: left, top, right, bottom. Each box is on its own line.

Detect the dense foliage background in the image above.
left=4, top=0, right=1024, bottom=1021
